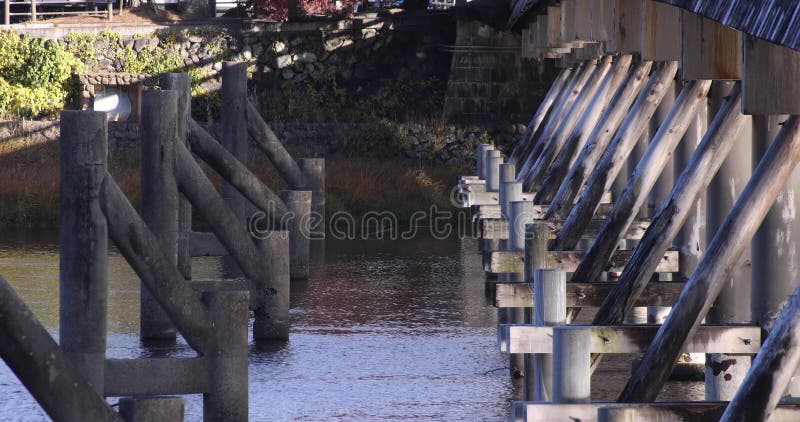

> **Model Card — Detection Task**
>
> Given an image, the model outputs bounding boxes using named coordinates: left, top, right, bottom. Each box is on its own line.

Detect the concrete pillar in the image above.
left=552, top=327, right=591, bottom=403
left=59, top=111, right=108, bottom=394
left=533, top=269, right=566, bottom=401
left=705, top=80, right=753, bottom=400
left=253, top=231, right=290, bottom=341
left=486, top=150, right=502, bottom=192
left=204, top=289, right=249, bottom=421
left=298, top=158, right=325, bottom=238
left=752, top=114, right=800, bottom=397
left=119, top=397, right=184, bottom=422
left=221, top=62, right=248, bottom=279
left=281, top=190, right=312, bottom=279
left=140, top=90, right=179, bottom=342
left=160, top=73, right=193, bottom=282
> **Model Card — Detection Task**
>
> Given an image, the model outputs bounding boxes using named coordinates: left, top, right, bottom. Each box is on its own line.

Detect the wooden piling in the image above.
left=533, top=269, right=566, bottom=401
left=510, top=68, right=573, bottom=164
left=299, top=158, right=325, bottom=236
left=524, top=56, right=614, bottom=192
left=545, top=60, right=654, bottom=220
left=140, top=90, right=180, bottom=342
left=204, top=289, right=249, bottom=421
left=59, top=110, right=109, bottom=394
left=509, top=200, right=532, bottom=378
left=281, top=190, right=312, bottom=279
left=0, top=276, right=122, bottom=421
left=592, top=82, right=747, bottom=335
left=253, top=231, right=291, bottom=341
left=476, top=144, right=489, bottom=179
left=523, top=223, right=552, bottom=399
left=569, top=80, right=710, bottom=287
left=535, top=54, right=633, bottom=204
left=119, top=397, right=184, bottom=422
left=673, top=106, right=707, bottom=279
left=160, top=73, right=193, bottom=282
left=619, top=115, right=800, bottom=403
left=552, top=61, right=679, bottom=251
left=552, top=326, right=591, bottom=404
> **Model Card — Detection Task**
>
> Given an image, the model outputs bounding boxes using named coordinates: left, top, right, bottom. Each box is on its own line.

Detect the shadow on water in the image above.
left=0, top=229, right=516, bottom=421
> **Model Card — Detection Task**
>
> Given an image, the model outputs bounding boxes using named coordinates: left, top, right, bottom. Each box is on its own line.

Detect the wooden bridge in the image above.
left=0, top=63, right=324, bottom=421
left=461, top=1, right=800, bottom=420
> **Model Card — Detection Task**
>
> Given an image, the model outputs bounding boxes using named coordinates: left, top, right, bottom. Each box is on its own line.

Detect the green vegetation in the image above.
left=0, top=28, right=230, bottom=119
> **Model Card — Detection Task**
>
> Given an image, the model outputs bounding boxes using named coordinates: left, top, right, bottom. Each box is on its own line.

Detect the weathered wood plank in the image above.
left=743, top=35, right=800, bottom=115
left=681, top=11, right=741, bottom=81
left=500, top=324, right=760, bottom=354
left=615, top=0, right=644, bottom=54
left=473, top=194, right=614, bottom=219
left=479, top=218, right=649, bottom=240
left=485, top=249, right=679, bottom=274
left=641, top=0, right=681, bottom=61
left=494, top=281, right=684, bottom=308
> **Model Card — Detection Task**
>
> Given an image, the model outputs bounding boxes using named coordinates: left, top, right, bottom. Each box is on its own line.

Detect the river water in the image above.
left=0, top=230, right=515, bottom=421
left=0, top=230, right=704, bottom=421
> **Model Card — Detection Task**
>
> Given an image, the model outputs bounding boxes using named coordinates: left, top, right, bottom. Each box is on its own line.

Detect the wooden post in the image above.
left=619, top=115, right=800, bottom=403
left=517, top=60, right=599, bottom=181
left=720, top=285, right=800, bottom=422
left=119, top=397, right=183, bottom=422
left=281, top=190, right=312, bottom=279
left=552, top=326, right=591, bottom=403
left=299, top=158, right=325, bottom=236
left=514, top=63, right=584, bottom=169
left=480, top=145, right=495, bottom=181
left=524, top=56, right=614, bottom=192
left=0, top=276, right=121, bottom=421
left=510, top=68, right=573, bottom=164
left=486, top=150, right=502, bottom=192
left=140, top=90, right=180, bottom=342
left=545, top=60, right=653, bottom=220
left=673, top=106, right=707, bottom=279
left=31, top=0, right=37, bottom=22
left=476, top=144, right=488, bottom=178
left=5, top=0, right=10, bottom=25
left=552, top=61, right=679, bottom=250
left=500, top=182, right=522, bottom=221
left=592, top=82, right=748, bottom=337
left=535, top=54, right=633, bottom=204
left=107, top=0, right=112, bottom=21
left=533, top=269, right=566, bottom=401
left=509, top=200, right=533, bottom=378
left=569, top=80, right=710, bottom=289
left=705, top=81, right=753, bottom=400
left=60, top=110, right=108, bottom=394
left=253, top=230, right=290, bottom=341
left=160, top=74, right=193, bottom=282
left=204, top=289, right=248, bottom=421
left=245, top=101, right=306, bottom=189
left=221, top=62, right=248, bottom=279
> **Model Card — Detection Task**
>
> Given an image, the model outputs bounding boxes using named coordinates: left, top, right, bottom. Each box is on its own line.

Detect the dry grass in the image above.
left=0, top=135, right=463, bottom=227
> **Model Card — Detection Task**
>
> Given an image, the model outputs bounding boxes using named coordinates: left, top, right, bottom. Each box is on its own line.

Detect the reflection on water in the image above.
left=0, top=230, right=514, bottom=421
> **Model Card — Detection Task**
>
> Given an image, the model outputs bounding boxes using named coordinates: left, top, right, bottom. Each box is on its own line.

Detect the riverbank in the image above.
left=0, top=132, right=464, bottom=227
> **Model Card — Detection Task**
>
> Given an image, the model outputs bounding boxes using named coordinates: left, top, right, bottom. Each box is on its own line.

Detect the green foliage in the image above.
left=0, top=31, right=83, bottom=118
left=330, top=118, right=406, bottom=159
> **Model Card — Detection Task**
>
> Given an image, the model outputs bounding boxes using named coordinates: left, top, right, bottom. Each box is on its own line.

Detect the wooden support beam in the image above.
left=525, top=56, right=614, bottom=192
left=245, top=101, right=306, bottom=189
left=743, top=35, right=800, bottom=115
left=500, top=324, right=760, bottom=354
left=535, top=54, right=633, bottom=204
left=681, top=12, right=742, bottom=80
left=485, top=249, right=679, bottom=274
left=591, top=0, right=614, bottom=48
left=104, top=357, right=209, bottom=396
left=641, top=0, right=681, bottom=61
left=552, top=61, right=679, bottom=250
left=614, top=0, right=644, bottom=54
left=473, top=201, right=614, bottom=221
left=545, top=60, right=653, bottom=219
left=620, top=115, right=800, bottom=402
left=494, top=281, right=685, bottom=308
left=479, top=218, right=649, bottom=240
left=571, top=80, right=711, bottom=286
left=592, top=83, right=746, bottom=326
